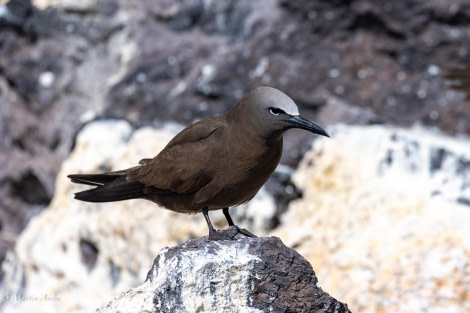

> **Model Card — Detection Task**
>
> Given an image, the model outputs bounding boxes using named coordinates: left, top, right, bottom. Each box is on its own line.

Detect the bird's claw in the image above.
left=207, top=226, right=257, bottom=241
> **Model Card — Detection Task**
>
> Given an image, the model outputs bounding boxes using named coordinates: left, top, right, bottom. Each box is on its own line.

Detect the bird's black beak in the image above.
left=288, top=115, right=330, bottom=137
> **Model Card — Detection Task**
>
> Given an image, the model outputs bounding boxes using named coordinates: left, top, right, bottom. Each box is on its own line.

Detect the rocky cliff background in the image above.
left=0, top=0, right=469, bottom=312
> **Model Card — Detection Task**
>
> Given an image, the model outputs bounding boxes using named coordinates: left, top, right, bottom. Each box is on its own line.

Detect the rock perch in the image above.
left=98, top=229, right=350, bottom=313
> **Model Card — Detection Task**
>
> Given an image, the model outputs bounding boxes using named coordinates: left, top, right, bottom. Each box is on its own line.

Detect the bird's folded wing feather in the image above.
left=127, top=119, right=224, bottom=194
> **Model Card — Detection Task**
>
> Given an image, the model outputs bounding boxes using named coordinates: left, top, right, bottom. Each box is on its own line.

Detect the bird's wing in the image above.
left=127, top=119, right=224, bottom=194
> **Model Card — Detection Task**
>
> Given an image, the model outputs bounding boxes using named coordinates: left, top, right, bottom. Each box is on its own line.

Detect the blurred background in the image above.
left=0, top=0, right=469, bottom=312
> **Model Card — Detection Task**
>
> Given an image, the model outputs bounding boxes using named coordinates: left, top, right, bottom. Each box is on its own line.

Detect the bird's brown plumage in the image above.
left=68, top=86, right=329, bottom=237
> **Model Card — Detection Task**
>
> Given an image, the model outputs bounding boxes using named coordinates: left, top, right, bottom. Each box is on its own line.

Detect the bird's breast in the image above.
left=201, top=137, right=283, bottom=209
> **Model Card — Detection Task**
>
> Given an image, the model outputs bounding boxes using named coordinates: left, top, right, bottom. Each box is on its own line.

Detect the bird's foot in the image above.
left=207, top=226, right=257, bottom=241
left=234, top=226, right=257, bottom=238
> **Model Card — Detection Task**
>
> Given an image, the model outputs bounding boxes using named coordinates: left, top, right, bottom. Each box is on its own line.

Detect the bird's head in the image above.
left=235, top=86, right=329, bottom=141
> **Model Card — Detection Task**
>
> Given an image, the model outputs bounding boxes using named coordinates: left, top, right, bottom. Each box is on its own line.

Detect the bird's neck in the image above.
left=265, top=130, right=286, bottom=147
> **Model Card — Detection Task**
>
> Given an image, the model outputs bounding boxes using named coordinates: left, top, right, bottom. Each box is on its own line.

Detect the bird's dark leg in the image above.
left=223, top=207, right=257, bottom=238
left=202, top=207, right=217, bottom=238
left=203, top=207, right=257, bottom=240
left=222, top=207, right=235, bottom=226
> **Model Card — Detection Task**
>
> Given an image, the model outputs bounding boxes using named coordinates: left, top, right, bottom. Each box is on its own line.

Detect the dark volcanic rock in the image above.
left=99, top=229, right=350, bottom=313
left=1, top=0, right=469, bottom=278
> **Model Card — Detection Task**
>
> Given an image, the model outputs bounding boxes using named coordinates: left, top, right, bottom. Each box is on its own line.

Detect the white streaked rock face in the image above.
left=96, top=239, right=263, bottom=313
left=116, top=239, right=262, bottom=313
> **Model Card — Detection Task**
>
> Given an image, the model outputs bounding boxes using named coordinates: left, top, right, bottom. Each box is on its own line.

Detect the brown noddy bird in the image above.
left=68, top=86, right=329, bottom=239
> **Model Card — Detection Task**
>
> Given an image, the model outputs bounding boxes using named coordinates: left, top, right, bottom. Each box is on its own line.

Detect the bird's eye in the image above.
left=269, top=107, right=285, bottom=116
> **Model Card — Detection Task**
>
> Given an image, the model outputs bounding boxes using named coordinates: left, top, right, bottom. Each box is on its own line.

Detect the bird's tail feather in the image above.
left=68, top=172, right=146, bottom=202
left=73, top=179, right=146, bottom=202
left=68, top=172, right=125, bottom=186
